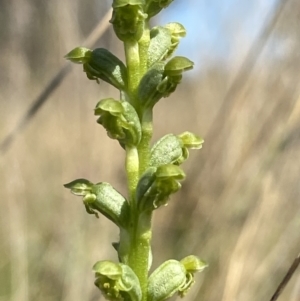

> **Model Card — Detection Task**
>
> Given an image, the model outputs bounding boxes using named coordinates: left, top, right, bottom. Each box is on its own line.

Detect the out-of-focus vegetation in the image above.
left=1, top=0, right=300, bottom=300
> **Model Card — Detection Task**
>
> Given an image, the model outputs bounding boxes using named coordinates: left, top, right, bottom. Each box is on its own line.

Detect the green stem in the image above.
left=128, top=212, right=152, bottom=301
left=125, top=146, right=139, bottom=201
left=125, top=144, right=152, bottom=301
left=124, top=145, right=151, bottom=288
left=124, top=40, right=140, bottom=108
left=137, top=22, right=152, bottom=176
left=123, top=22, right=153, bottom=301
left=125, top=111, right=152, bottom=301
left=138, top=24, right=150, bottom=76
left=138, top=109, right=153, bottom=175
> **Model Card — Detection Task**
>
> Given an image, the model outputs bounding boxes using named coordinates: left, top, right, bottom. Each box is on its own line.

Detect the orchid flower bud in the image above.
left=65, top=47, right=127, bottom=90
left=111, top=0, right=147, bottom=42
left=175, top=131, right=204, bottom=165
left=93, top=260, right=142, bottom=301
left=137, top=164, right=185, bottom=212
left=147, top=256, right=208, bottom=301
left=94, top=98, right=142, bottom=147
left=164, top=56, right=194, bottom=77
left=149, top=132, right=203, bottom=167
left=138, top=57, right=194, bottom=109
left=64, top=180, right=130, bottom=228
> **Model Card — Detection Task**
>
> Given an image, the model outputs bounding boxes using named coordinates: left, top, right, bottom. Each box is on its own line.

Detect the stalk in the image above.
left=124, top=28, right=152, bottom=300
left=124, top=40, right=140, bottom=108
left=138, top=24, right=150, bottom=76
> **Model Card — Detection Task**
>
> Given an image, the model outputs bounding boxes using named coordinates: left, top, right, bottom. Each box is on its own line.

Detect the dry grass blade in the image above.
left=269, top=253, right=300, bottom=301
left=0, top=65, right=71, bottom=154
left=0, top=8, right=112, bottom=155
left=188, top=0, right=291, bottom=182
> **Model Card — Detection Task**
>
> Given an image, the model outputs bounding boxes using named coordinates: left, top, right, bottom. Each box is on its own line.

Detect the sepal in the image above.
left=137, top=62, right=165, bottom=109
left=137, top=164, right=185, bottom=212
left=146, top=23, right=187, bottom=67
left=85, top=48, right=127, bottom=89
left=180, top=255, right=208, bottom=274
left=63, top=178, right=94, bottom=195
left=64, top=47, right=91, bottom=64
left=147, top=259, right=186, bottom=301
left=147, top=256, right=208, bottom=301
left=164, top=56, right=194, bottom=76
left=163, top=22, right=186, bottom=59
left=149, top=132, right=203, bottom=167
left=177, top=132, right=204, bottom=149
left=95, top=98, right=142, bottom=147
left=147, top=26, right=172, bottom=67
left=176, top=132, right=204, bottom=165
left=89, top=182, right=130, bottom=228
left=149, top=134, right=182, bottom=167
left=111, top=0, right=147, bottom=42
left=93, top=260, right=142, bottom=301
left=136, top=167, right=157, bottom=203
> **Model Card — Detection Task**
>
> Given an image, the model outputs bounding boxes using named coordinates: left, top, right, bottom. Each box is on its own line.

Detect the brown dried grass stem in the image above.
left=269, top=253, right=300, bottom=301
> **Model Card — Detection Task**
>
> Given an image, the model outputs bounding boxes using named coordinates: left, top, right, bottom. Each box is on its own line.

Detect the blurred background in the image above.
left=1, top=0, right=300, bottom=300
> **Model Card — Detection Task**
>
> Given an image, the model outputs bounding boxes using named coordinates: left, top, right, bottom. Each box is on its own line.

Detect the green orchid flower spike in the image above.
left=64, top=1, right=207, bottom=301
